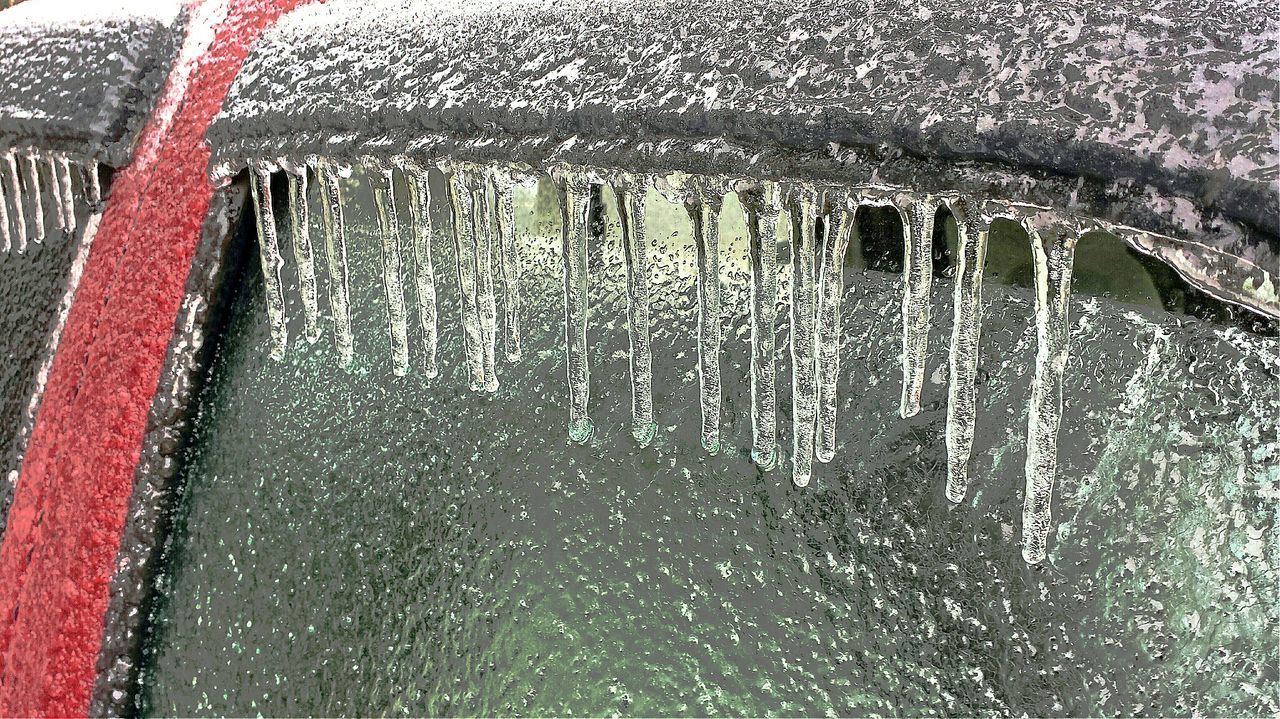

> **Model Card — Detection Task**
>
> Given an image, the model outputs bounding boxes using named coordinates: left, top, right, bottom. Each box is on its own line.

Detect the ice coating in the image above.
left=249, top=162, right=287, bottom=360
left=372, top=165, right=410, bottom=376
left=404, top=164, right=439, bottom=378
left=942, top=197, right=990, bottom=503
left=285, top=169, right=321, bottom=343
left=316, top=158, right=354, bottom=368
left=896, top=196, right=935, bottom=419
left=688, top=183, right=723, bottom=454
left=23, top=154, right=44, bottom=243
left=447, top=169, right=485, bottom=391
left=613, top=175, right=656, bottom=446
left=1021, top=213, right=1081, bottom=564
left=557, top=172, right=593, bottom=443
left=741, top=184, right=781, bottom=468
left=787, top=186, right=819, bottom=487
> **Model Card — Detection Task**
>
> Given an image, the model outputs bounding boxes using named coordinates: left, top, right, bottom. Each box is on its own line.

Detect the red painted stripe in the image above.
left=0, top=1, right=310, bottom=714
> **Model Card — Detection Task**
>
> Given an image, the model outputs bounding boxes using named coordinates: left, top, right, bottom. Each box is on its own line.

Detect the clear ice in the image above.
left=495, top=172, right=522, bottom=363
left=741, top=184, right=781, bottom=469
left=286, top=168, right=321, bottom=343
left=613, top=175, right=656, bottom=446
left=788, top=185, right=820, bottom=487
left=943, top=198, right=990, bottom=503
left=557, top=172, right=593, bottom=443
left=372, top=164, right=410, bottom=377
left=249, top=161, right=288, bottom=360
left=316, top=158, right=355, bottom=369
left=688, top=181, right=724, bottom=454
left=474, top=174, right=500, bottom=393
left=815, top=192, right=853, bottom=463
left=404, top=163, right=439, bottom=379
left=896, top=196, right=935, bottom=419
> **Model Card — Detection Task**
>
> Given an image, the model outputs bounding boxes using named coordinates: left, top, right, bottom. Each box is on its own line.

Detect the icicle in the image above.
left=0, top=163, right=11, bottom=253
left=23, top=153, right=44, bottom=242
left=788, top=185, right=820, bottom=487
left=404, top=163, right=439, bottom=379
left=1021, top=214, right=1079, bottom=564
left=942, top=197, right=990, bottom=503
left=44, top=155, right=62, bottom=235
left=895, top=195, right=935, bottom=418
left=557, top=171, right=593, bottom=443
left=474, top=174, right=500, bottom=393
left=613, top=174, right=656, bottom=446
left=285, top=167, right=321, bottom=343
left=315, top=158, right=354, bottom=369
left=249, top=161, right=288, bottom=360
left=372, top=163, right=410, bottom=377
left=56, top=155, right=76, bottom=234
left=82, top=160, right=102, bottom=209
left=5, top=151, right=28, bottom=252
left=494, top=172, right=522, bottom=362
left=687, top=180, right=724, bottom=454
left=814, top=191, right=853, bottom=463
left=741, top=183, right=781, bottom=469
left=446, top=168, right=485, bottom=391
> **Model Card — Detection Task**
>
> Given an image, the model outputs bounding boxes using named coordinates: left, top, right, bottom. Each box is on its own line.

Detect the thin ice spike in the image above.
left=1022, top=214, right=1079, bottom=565
left=0, top=164, right=11, bottom=253
left=943, top=198, right=990, bottom=503
left=615, top=177, right=656, bottom=446
left=475, top=177, right=499, bottom=392
left=743, top=185, right=781, bottom=469
left=83, top=161, right=102, bottom=209
left=896, top=196, right=935, bottom=418
left=56, top=155, right=76, bottom=234
left=286, top=169, right=321, bottom=343
left=447, top=170, right=485, bottom=391
left=249, top=162, right=288, bottom=360
left=372, top=165, right=410, bottom=376
left=815, top=195, right=852, bottom=463
left=789, top=186, right=820, bottom=487
left=316, top=159, right=354, bottom=369
left=23, top=153, right=44, bottom=241
left=45, top=155, right=62, bottom=234
left=558, top=174, right=593, bottom=443
left=689, top=185, right=723, bottom=454
left=5, top=151, right=28, bottom=251
left=405, top=166, right=439, bottom=379
left=496, top=176, right=522, bottom=362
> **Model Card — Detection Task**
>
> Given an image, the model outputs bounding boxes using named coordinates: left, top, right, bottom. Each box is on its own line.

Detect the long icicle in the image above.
left=814, top=192, right=852, bottom=463
left=447, top=168, right=485, bottom=391
left=5, top=151, right=28, bottom=251
left=689, top=181, right=723, bottom=454
left=558, top=172, right=593, bottom=443
left=495, top=173, right=522, bottom=362
left=372, top=163, right=410, bottom=377
left=45, top=155, right=62, bottom=235
left=0, top=161, right=11, bottom=253
left=475, top=175, right=500, bottom=393
left=789, top=185, right=819, bottom=487
left=943, top=197, right=990, bottom=503
left=249, top=161, right=288, bottom=360
left=896, top=195, right=935, bottom=418
left=743, top=183, right=781, bottom=469
left=405, top=163, right=439, bottom=379
left=56, top=154, right=76, bottom=234
left=1021, top=213, right=1079, bottom=564
left=286, top=167, right=321, bottom=343
left=23, top=152, right=44, bottom=242
left=316, top=158, right=354, bottom=369
left=614, top=175, right=656, bottom=446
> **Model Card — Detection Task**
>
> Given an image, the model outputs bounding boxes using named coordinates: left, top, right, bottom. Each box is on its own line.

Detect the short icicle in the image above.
left=688, top=179, right=724, bottom=454
left=372, top=162, right=410, bottom=377
left=789, top=185, right=820, bottom=487
left=474, top=174, right=500, bottom=393
left=23, top=152, right=44, bottom=242
left=56, top=154, right=76, bottom=234
left=315, top=158, right=354, bottom=369
left=942, top=197, right=990, bottom=503
left=249, top=160, right=288, bottom=360
left=447, top=168, right=485, bottom=391
left=814, top=192, right=853, bottom=463
left=741, top=183, right=781, bottom=469
left=613, top=174, right=656, bottom=446
left=895, top=195, right=935, bottom=418
left=557, top=171, right=594, bottom=443
left=5, top=151, right=28, bottom=251
left=404, top=163, right=439, bottom=379
left=45, top=155, right=63, bottom=235
left=83, top=160, right=102, bottom=209
left=495, top=172, right=522, bottom=362
left=0, top=162, right=11, bottom=253
left=285, top=166, right=321, bottom=343
left=1021, top=212, right=1080, bottom=564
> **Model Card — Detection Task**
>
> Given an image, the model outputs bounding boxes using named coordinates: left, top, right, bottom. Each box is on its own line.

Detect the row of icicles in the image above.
left=0, top=148, right=102, bottom=251
left=245, top=157, right=1088, bottom=564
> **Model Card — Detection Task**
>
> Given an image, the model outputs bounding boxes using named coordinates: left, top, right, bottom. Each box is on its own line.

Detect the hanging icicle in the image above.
left=613, top=173, right=656, bottom=446
left=788, top=184, right=820, bottom=487
left=403, top=161, right=439, bottom=379
left=315, top=157, right=354, bottom=369
left=494, top=170, right=522, bottom=363
left=895, top=194, right=936, bottom=419
left=82, top=160, right=102, bottom=209
left=557, top=170, right=594, bottom=443
left=5, top=151, right=28, bottom=252
left=0, top=161, right=11, bottom=253
left=248, top=160, right=288, bottom=360
left=741, top=182, right=781, bottom=469
left=371, top=161, right=410, bottom=377
left=814, top=190, right=854, bottom=464
left=688, top=178, right=724, bottom=455
left=446, top=167, right=485, bottom=391
left=474, top=172, right=500, bottom=393
left=942, top=197, right=990, bottom=503
left=1021, top=212, right=1080, bottom=565
left=56, top=154, right=76, bottom=234
left=284, top=162, right=321, bottom=343
left=23, top=152, right=44, bottom=242
left=45, top=154, right=62, bottom=235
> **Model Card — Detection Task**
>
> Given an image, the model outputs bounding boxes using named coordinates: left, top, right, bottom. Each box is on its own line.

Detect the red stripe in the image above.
left=0, top=1, right=310, bottom=714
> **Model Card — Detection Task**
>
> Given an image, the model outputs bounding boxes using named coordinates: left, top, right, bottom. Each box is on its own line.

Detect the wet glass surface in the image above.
left=141, top=174, right=1278, bottom=716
